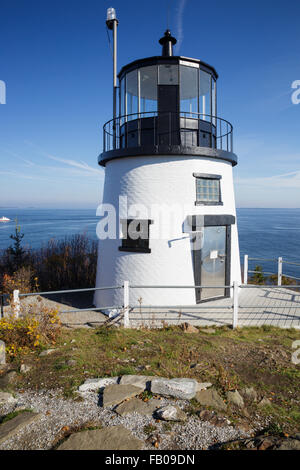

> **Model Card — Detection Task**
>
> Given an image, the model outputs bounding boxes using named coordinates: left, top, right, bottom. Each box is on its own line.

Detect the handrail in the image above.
left=243, top=254, right=300, bottom=287
left=4, top=282, right=300, bottom=328
left=102, top=111, right=233, bottom=153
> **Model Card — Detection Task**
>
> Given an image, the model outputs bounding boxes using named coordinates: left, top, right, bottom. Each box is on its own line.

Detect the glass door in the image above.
left=197, top=226, right=227, bottom=301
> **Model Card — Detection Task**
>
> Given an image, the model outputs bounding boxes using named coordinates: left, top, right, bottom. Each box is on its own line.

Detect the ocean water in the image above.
left=0, top=207, right=299, bottom=279
left=0, top=209, right=98, bottom=250
left=237, top=208, right=300, bottom=280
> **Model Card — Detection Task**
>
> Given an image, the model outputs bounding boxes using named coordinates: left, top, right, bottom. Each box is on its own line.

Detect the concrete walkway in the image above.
left=128, top=286, right=300, bottom=329
left=3, top=294, right=107, bottom=329
left=3, top=286, right=300, bottom=329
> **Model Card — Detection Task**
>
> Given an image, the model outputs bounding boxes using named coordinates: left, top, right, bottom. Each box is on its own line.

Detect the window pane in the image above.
left=120, top=219, right=151, bottom=253
left=120, top=77, right=125, bottom=124
left=180, top=65, right=198, bottom=115
left=140, top=66, right=157, bottom=113
left=200, top=70, right=211, bottom=121
left=212, top=78, right=216, bottom=125
left=196, top=178, right=220, bottom=203
left=126, top=70, right=138, bottom=119
left=158, top=64, right=178, bottom=85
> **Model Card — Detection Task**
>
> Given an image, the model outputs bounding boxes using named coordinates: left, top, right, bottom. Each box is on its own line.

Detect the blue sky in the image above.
left=0, top=0, right=300, bottom=209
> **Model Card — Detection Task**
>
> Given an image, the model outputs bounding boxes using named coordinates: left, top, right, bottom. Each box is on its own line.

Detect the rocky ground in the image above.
left=0, top=373, right=299, bottom=450
left=0, top=388, right=246, bottom=450
left=0, top=322, right=299, bottom=450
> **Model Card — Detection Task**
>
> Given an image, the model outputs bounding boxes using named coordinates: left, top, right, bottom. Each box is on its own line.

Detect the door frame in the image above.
left=191, top=215, right=234, bottom=303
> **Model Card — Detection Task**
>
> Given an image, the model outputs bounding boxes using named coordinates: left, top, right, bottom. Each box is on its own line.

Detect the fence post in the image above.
left=243, top=254, right=248, bottom=285
left=278, top=257, right=282, bottom=286
left=123, top=281, right=130, bottom=328
left=232, top=281, right=239, bottom=329
left=13, top=290, right=20, bottom=318
left=0, top=292, right=3, bottom=318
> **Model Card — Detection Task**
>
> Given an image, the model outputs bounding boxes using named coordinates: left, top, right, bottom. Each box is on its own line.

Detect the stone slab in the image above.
left=151, top=377, right=197, bottom=399
left=102, top=384, right=142, bottom=407
left=242, top=387, right=257, bottom=402
left=155, top=405, right=187, bottom=422
left=226, top=390, right=245, bottom=408
left=195, top=382, right=212, bottom=392
left=78, top=376, right=119, bottom=392
left=195, top=388, right=226, bottom=411
left=119, top=375, right=152, bottom=390
left=0, top=412, right=41, bottom=445
left=0, top=371, right=17, bottom=389
left=57, top=425, right=143, bottom=450
left=115, top=397, right=162, bottom=416
left=0, top=392, right=17, bottom=406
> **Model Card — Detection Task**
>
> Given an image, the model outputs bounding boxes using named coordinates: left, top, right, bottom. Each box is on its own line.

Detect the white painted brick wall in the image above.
left=94, top=155, right=241, bottom=309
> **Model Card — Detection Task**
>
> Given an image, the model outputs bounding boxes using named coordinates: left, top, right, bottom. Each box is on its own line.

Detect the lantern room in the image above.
left=100, top=30, right=235, bottom=166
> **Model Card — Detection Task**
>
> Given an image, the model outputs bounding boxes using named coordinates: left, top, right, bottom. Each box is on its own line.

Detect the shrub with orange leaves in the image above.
left=0, top=305, right=61, bottom=358
left=2, top=267, right=39, bottom=300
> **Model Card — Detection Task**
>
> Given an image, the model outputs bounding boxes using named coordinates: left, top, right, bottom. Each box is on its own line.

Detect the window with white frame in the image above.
left=193, top=173, right=222, bottom=205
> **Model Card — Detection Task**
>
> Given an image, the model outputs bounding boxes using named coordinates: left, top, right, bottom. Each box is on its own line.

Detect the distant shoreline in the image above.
left=1, top=207, right=300, bottom=210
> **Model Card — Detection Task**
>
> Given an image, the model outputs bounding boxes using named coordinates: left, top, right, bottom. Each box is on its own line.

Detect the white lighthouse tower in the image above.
left=95, top=14, right=241, bottom=314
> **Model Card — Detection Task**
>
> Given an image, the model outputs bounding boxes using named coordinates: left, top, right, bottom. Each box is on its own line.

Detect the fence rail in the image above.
left=1, top=253, right=299, bottom=327
left=1, top=279, right=300, bottom=329
left=243, top=254, right=300, bottom=285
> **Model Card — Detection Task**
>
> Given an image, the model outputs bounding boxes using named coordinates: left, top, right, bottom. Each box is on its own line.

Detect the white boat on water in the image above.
left=0, top=216, right=10, bottom=222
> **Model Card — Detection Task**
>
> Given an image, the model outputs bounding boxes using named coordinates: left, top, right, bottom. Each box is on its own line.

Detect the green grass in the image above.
left=0, top=409, right=32, bottom=425
left=143, top=424, right=157, bottom=435
left=7, top=324, right=300, bottom=433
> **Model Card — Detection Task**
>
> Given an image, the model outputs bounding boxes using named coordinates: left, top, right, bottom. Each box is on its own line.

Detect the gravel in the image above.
left=0, top=389, right=250, bottom=450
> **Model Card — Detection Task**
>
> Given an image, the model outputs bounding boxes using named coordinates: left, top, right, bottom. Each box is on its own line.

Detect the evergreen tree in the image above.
left=252, top=265, right=266, bottom=285
left=8, top=219, right=25, bottom=270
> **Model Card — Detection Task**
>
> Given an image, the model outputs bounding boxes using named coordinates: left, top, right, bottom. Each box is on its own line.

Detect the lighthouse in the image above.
left=95, top=13, right=241, bottom=314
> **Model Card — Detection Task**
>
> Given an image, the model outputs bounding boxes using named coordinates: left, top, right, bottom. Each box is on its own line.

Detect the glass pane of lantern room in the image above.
left=126, top=70, right=138, bottom=120
left=140, top=66, right=157, bottom=114
left=212, top=78, right=216, bottom=125
left=120, top=78, right=125, bottom=125
left=200, top=70, right=211, bottom=121
left=158, top=64, right=179, bottom=85
left=180, top=65, right=198, bottom=116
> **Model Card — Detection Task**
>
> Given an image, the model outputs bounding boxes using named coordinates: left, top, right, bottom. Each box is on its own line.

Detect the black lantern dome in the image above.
left=99, top=32, right=236, bottom=167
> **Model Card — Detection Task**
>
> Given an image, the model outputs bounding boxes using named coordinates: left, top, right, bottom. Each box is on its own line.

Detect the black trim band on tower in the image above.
left=188, top=214, right=235, bottom=229
left=99, top=146, right=238, bottom=167
left=203, top=214, right=235, bottom=226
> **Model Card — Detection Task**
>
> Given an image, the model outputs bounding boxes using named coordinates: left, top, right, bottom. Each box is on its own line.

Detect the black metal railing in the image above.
left=102, top=112, right=233, bottom=153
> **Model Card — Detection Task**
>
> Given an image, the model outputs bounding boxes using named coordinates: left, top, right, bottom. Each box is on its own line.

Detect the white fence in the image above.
left=243, top=254, right=300, bottom=285
left=5, top=280, right=300, bottom=330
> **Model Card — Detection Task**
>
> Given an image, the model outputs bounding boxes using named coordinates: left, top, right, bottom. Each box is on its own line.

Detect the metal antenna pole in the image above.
left=113, top=19, right=117, bottom=148
left=106, top=8, right=118, bottom=149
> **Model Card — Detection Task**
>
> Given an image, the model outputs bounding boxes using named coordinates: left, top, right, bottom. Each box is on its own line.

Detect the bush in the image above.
left=31, top=234, right=97, bottom=290
left=269, top=274, right=297, bottom=286
left=0, top=305, right=61, bottom=358
left=0, top=233, right=97, bottom=292
left=2, top=267, right=39, bottom=300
